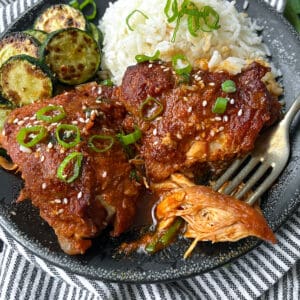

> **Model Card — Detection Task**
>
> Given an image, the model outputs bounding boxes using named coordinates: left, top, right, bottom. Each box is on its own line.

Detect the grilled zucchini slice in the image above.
left=0, top=55, right=53, bottom=106
left=34, top=4, right=87, bottom=33
left=24, top=29, right=48, bottom=44
left=0, top=32, right=40, bottom=68
left=41, top=28, right=101, bottom=85
left=88, top=22, right=103, bottom=47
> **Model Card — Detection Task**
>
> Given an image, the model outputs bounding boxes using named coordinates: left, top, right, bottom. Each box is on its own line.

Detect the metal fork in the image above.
left=263, top=0, right=287, bottom=13
left=213, top=94, right=300, bottom=205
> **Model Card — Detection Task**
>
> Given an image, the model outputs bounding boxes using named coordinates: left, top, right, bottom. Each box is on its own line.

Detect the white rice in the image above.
left=99, top=0, right=269, bottom=84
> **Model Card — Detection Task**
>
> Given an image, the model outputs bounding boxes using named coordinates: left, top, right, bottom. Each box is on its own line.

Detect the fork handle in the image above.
left=281, top=94, right=300, bottom=128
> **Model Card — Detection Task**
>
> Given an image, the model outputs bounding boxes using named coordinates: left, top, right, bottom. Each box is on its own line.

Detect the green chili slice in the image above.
left=88, top=135, right=114, bottom=153
left=126, top=9, right=149, bottom=31
left=135, top=50, right=160, bottom=63
left=55, top=124, right=80, bottom=149
left=100, top=79, right=114, bottom=86
left=57, top=152, right=83, bottom=183
left=36, top=105, right=66, bottom=123
left=145, top=218, right=183, bottom=254
left=172, top=54, right=192, bottom=75
left=221, top=80, right=236, bottom=93
left=117, top=126, right=142, bottom=146
left=69, top=0, right=97, bottom=20
left=212, top=97, right=228, bottom=114
left=16, top=126, right=47, bottom=148
left=164, top=0, right=179, bottom=22
left=139, top=97, right=164, bottom=121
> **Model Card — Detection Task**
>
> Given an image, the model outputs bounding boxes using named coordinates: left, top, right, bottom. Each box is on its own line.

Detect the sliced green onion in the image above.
left=135, top=50, right=160, bottom=63
left=126, top=9, right=149, bottom=31
left=36, top=105, right=66, bottom=123
left=221, top=80, right=236, bottom=93
left=69, top=0, right=97, bottom=21
left=88, top=135, right=114, bottom=153
left=16, top=126, right=47, bottom=148
left=212, top=97, right=228, bottom=114
left=55, top=124, right=80, bottom=149
left=100, top=79, right=114, bottom=86
left=201, top=6, right=220, bottom=30
left=117, top=126, right=142, bottom=146
left=172, top=54, right=192, bottom=75
left=164, top=0, right=179, bottom=22
left=139, top=97, right=164, bottom=121
left=57, top=152, right=83, bottom=183
left=145, top=218, right=183, bottom=254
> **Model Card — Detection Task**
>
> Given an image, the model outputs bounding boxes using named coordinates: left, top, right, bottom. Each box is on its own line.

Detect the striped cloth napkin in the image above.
left=0, top=0, right=299, bottom=299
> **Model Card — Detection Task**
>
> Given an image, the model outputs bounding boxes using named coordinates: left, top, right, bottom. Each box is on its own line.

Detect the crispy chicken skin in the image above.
left=119, top=62, right=282, bottom=182
left=153, top=174, right=276, bottom=257
left=1, top=82, right=140, bottom=254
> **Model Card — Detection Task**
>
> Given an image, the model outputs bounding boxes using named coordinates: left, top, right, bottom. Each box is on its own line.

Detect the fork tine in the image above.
left=222, top=157, right=261, bottom=195
left=212, top=156, right=248, bottom=191
left=234, top=163, right=270, bottom=199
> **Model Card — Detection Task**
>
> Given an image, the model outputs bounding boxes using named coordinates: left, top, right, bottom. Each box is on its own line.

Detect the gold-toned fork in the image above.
left=213, top=94, right=300, bottom=205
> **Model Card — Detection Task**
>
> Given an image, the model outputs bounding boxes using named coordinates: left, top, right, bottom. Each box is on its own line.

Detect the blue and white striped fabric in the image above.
left=0, top=1, right=299, bottom=299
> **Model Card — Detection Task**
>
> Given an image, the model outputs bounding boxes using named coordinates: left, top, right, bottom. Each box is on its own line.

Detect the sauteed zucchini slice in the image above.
left=88, top=22, right=103, bottom=47
left=41, top=28, right=101, bottom=85
left=0, top=32, right=40, bottom=68
left=0, top=108, right=11, bottom=132
left=0, top=55, right=53, bottom=106
left=34, top=4, right=88, bottom=33
left=24, top=29, right=48, bottom=44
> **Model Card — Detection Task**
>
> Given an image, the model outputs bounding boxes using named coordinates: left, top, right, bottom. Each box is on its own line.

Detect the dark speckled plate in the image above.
left=0, top=0, right=299, bottom=283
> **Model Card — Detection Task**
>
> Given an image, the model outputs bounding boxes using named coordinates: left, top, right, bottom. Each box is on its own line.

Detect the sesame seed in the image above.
left=153, top=141, right=159, bottom=145
left=30, top=116, right=36, bottom=120
left=79, top=117, right=85, bottom=123
left=63, top=198, right=68, bottom=204
left=163, top=68, right=170, bottom=72
left=33, top=121, right=40, bottom=125
left=60, top=149, right=65, bottom=154
left=210, top=130, right=215, bottom=137
left=77, top=191, right=82, bottom=199
left=13, top=118, right=19, bottom=124
left=82, top=105, right=87, bottom=110
left=57, top=209, right=64, bottom=215
left=230, top=99, right=235, bottom=105
left=202, top=100, right=207, bottom=107
left=187, top=107, right=192, bottom=113
left=153, top=128, right=157, bottom=136
left=208, top=82, right=215, bottom=86
left=71, top=120, right=78, bottom=125
left=42, top=183, right=47, bottom=189
left=223, top=115, right=229, bottom=122
left=47, top=142, right=53, bottom=149
left=102, top=171, right=107, bottom=178
left=10, top=211, right=16, bottom=216
left=40, top=155, right=45, bottom=162
left=176, top=133, right=182, bottom=139
left=183, top=97, right=188, bottom=102
left=218, top=126, right=224, bottom=132
left=19, top=145, right=32, bottom=153
left=215, top=116, right=222, bottom=121
left=17, top=120, right=25, bottom=126
left=85, top=118, right=90, bottom=123
left=2, top=129, right=5, bottom=136
left=54, top=199, right=62, bottom=204
left=148, top=64, right=153, bottom=68
left=24, top=117, right=30, bottom=121
left=238, top=109, right=243, bottom=116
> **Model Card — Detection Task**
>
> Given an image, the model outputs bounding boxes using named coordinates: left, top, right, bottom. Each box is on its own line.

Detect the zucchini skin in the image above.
left=34, top=4, right=88, bottom=33
left=24, top=29, right=48, bottom=44
left=41, top=28, right=101, bottom=85
left=0, top=54, right=54, bottom=106
left=0, top=32, right=40, bottom=68
left=88, top=22, right=103, bottom=48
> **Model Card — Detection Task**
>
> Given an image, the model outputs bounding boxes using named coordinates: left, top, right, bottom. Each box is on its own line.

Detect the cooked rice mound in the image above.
left=99, top=0, right=270, bottom=84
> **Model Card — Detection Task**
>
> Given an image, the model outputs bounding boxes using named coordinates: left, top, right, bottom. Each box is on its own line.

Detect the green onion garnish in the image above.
left=55, top=124, right=80, bottom=149
left=16, top=126, right=47, bottom=148
left=101, top=79, right=114, bottom=86
left=221, top=80, right=236, bottom=93
left=117, top=126, right=142, bottom=146
left=212, top=97, right=228, bottom=114
left=57, top=152, right=83, bottom=183
left=139, top=97, right=164, bottom=121
left=36, top=105, right=66, bottom=123
left=88, top=135, right=114, bottom=153
left=126, top=9, right=149, bottom=31
left=201, top=6, right=220, bottom=30
left=172, top=54, right=192, bottom=75
left=164, top=0, right=179, bottom=22
left=69, top=0, right=97, bottom=21
left=135, top=50, right=160, bottom=63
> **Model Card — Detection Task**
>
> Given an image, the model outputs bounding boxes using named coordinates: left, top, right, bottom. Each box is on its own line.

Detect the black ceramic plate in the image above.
left=0, top=0, right=299, bottom=283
